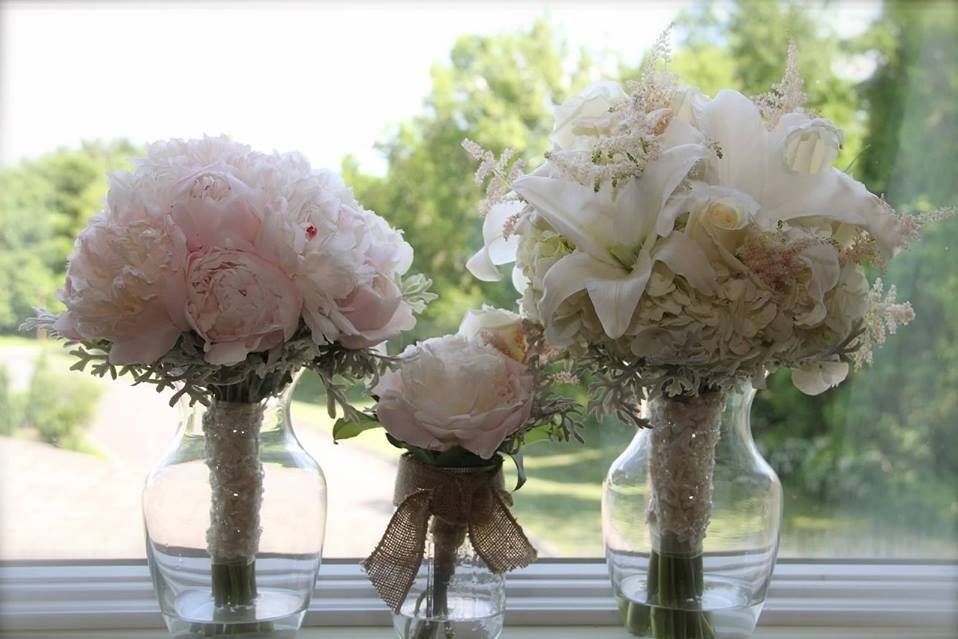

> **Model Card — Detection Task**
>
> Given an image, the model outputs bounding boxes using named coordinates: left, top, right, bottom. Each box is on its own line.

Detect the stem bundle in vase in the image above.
left=203, top=401, right=264, bottom=610
left=623, top=392, right=725, bottom=639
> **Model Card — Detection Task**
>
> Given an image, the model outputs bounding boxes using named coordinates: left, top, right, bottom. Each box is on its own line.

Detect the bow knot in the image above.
left=363, top=454, right=537, bottom=612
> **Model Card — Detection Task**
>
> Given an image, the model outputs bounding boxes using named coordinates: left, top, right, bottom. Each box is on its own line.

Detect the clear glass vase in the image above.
left=391, top=515, right=506, bottom=639
left=602, top=384, right=782, bottom=639
left=143, top=378, right=326, bottom=638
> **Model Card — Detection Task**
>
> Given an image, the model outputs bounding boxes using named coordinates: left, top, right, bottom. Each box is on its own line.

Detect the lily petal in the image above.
left=466, top=247, right=502, bottom=282
left=765, top=169, right=903, bottom=259
left=697, top=89, right=769, bottom=199
left=538, top=252, right=611, bottom=323
left=466, top=201, right=522, bottom=282
left=625, top=142, right=709, bottom=240
left=513, top=174, right=617, bottom=264
left=586, top=249, right=654, bottom=339
left=539, top=250, right=653, bottom=339
left=652, top=232, right=717, bottom=294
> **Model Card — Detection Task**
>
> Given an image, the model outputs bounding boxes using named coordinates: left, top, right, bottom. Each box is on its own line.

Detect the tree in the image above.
left=0, top=140, right=140, bottom=332
left=674, top=0, right=866, bottom=168
left=342, top=20, right=597, bottom=341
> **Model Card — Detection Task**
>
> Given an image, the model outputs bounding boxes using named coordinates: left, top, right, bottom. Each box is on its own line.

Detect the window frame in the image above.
left=1, top=559, right=955, bottom=632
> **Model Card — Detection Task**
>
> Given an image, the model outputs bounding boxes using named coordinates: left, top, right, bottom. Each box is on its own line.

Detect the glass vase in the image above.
left=602, top=384, right=782, bottom=639
left=143, top=379, right=326, bottom=638
left=392, top=518, right=506, bottom=639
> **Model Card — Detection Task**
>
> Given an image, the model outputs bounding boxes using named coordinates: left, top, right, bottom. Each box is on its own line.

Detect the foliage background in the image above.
left=2, top=0, right=955, bottom=556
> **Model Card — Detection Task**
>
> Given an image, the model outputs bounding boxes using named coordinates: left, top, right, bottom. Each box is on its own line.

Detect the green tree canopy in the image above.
left=342, top=20, right=598, bottom=340
left=0, top=140, right=140, bottom=332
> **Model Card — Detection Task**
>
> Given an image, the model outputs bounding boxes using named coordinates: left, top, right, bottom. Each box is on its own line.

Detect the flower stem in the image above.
left=409, top=518, right=466, bottom=639
left=197, top=399, right=272, bottom=636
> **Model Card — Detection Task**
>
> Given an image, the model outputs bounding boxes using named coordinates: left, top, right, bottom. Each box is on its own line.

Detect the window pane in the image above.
left=1, top=0, right=954, bottom=562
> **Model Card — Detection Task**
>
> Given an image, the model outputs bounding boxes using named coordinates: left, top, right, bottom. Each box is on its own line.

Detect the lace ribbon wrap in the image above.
left=646, top=390, right=728, bottom=551
left=363, top=454, right=538, bottom=612
left=203, top=401, right=265, bottom=564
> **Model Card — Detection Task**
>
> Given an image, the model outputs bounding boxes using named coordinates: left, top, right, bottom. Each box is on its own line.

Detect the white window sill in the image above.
left=0, top=629, right=954, bottom=639
left=1, top=560, right=956, bottom=636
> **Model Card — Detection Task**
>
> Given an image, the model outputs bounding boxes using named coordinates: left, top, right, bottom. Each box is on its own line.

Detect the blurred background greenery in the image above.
left=3, top=0, right=955, bottom=557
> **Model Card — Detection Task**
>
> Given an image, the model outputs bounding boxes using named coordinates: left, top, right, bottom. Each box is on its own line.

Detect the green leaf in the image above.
left=332, top=415, right=380, bottom=441
left=520, top=424, right=553, bottom=447
left=509, top=451, right=527, bottom=492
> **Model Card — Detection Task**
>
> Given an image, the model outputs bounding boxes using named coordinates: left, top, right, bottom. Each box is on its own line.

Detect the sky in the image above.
left=1, top=1, right=881, bottom=175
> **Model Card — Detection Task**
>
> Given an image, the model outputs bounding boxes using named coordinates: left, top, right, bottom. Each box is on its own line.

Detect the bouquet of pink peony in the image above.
left=334, top=307, right=579, bottom=639
left=24, top=136, right=432, bottom=622
left=464, top=37, right=952, bottom=639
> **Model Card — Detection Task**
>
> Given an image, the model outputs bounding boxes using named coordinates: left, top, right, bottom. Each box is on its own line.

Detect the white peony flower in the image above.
left=373, top=335, right=535, bottom=459
left=55, top=211, right=189, bottom=364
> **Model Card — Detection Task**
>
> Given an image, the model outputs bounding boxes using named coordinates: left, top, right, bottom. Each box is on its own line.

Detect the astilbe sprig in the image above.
left=754, top=42, right=808, bottom=127
left=852, top=279, right=915, bottom=369
left=461, top=139, right=526, bottom=216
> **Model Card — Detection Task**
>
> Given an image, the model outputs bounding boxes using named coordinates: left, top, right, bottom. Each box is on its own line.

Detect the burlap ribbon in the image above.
left=362, top=454, right=538, bottom=612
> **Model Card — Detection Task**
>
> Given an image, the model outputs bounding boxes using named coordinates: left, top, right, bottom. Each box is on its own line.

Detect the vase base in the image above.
left=161, top=588, right=306, bottom=638
left=615, top=574, right=763, bottom=639
left=392, top=595, right=503, bottom=639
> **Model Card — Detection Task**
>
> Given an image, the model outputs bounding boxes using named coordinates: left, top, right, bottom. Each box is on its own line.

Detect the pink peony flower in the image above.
left=185, top=248, right=302, bottom=366
left=55, top=211, right=190, bottom=365
left=337, top=275, right=415, bottom=349
left=373, top=335, right=535, bottom=459
left=46, top=136, right=423, bottom=368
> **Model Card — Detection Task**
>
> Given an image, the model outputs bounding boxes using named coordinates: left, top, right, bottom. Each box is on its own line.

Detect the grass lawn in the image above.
left=289, top=382, right=958, bottom=558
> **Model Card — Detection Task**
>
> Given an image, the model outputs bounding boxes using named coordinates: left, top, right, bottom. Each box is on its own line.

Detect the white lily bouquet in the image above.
left=464, top=39, right=951, bottom=639
left=25, top=136, right=431, bottom=623
left=334, top=307, right=579, bottom=638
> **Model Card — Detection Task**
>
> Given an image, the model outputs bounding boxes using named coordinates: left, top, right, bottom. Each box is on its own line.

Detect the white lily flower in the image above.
left=513, top=142, right=716, bottom=339
left=694, top=90, right=903, bottom=259
left=465, top=201, right=523, bottom=282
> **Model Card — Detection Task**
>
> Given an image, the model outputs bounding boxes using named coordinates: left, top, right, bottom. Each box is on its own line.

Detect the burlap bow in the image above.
left=363, top=454, right=538, bottom=612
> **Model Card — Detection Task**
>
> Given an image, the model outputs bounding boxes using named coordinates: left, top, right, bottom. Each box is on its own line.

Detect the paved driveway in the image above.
left=0, top=377, right=399, bottom=560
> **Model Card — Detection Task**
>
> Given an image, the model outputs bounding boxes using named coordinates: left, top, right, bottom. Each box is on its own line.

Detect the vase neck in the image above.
left=720, top=383, right=758, bottom=445
left=179, top=373, right=299, bottom=439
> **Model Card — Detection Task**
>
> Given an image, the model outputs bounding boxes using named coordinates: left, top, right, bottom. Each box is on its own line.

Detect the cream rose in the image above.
left=185, top=248, right=302, bottom=365
left=551, top=81, right=627, bottom=151
left=458, top=306, right=527, bottom=363
left=373, top=335, right=535, bottom=459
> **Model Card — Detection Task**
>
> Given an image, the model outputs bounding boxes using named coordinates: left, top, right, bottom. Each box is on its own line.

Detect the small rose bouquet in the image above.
left=464, top=37, right=953, bottom=639
left=334, top=307, right=579, bottom=636
left=24, top=136, right=432, bottom=621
